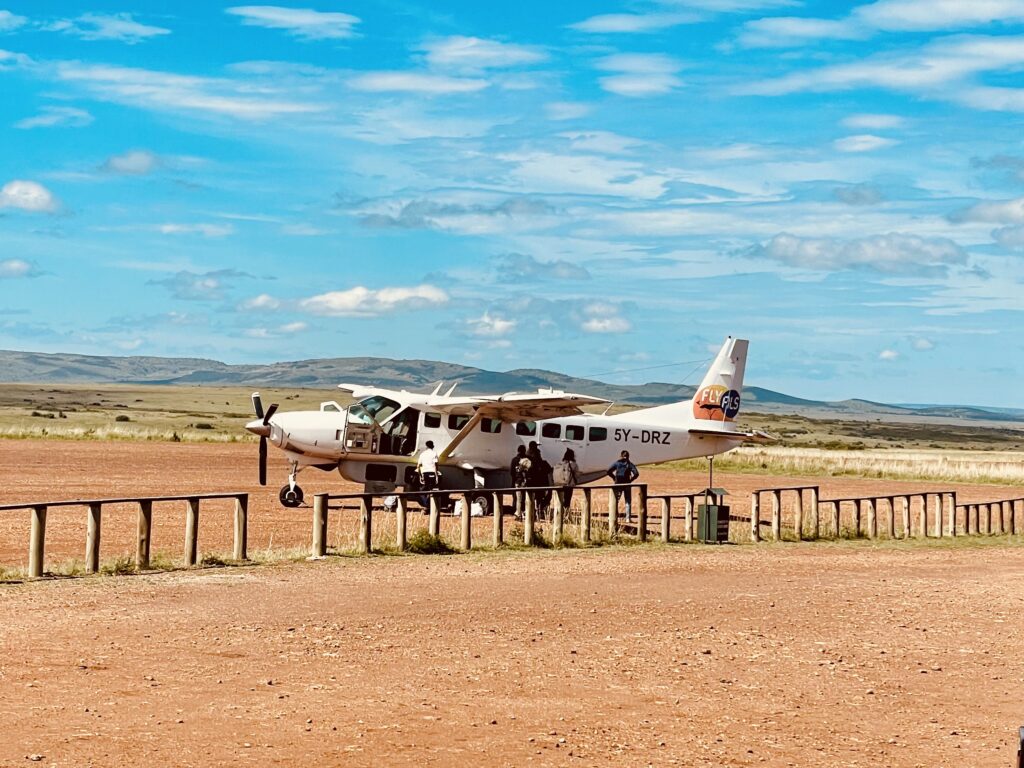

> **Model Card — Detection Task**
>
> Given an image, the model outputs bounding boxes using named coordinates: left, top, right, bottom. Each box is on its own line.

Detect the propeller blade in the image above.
left=259, top=436, right=267, bottom=486
left=263, top=403, right=279, bottom=425
left=251, top=392, right=264, bottom=420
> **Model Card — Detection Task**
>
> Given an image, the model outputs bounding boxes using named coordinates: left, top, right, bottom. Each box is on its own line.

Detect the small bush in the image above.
left=193, top=423, right=215, bottom=430
left=406, top=530, right=455, bottom=555
left=101, top=556, right=135, bottom=575
left=115, top=415, right=131, bottom=423
left=201, top=554, right=229, bottom=567
left=30, top=411, right=55, bottom=419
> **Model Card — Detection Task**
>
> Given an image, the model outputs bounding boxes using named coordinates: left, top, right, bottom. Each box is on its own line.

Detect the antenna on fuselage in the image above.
left=430, top=381, right=443, bottom=396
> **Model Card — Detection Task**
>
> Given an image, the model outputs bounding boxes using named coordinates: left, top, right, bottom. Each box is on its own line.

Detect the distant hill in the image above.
left=0, top=349, right=1020, bottom=426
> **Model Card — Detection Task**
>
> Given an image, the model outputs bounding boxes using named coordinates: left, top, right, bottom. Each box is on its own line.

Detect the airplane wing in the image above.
left=472, top=392, right=610, bottom=421
left=689, top=427, right=774, bottom=443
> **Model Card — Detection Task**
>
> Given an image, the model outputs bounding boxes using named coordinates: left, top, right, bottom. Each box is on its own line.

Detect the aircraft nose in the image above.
left=245, top=418, right=271, bottom=438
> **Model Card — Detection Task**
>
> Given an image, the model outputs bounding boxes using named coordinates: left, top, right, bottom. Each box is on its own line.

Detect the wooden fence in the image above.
left=0, top=493, right=249, bottom=577
left=750, top=485, right=1024, bottom=541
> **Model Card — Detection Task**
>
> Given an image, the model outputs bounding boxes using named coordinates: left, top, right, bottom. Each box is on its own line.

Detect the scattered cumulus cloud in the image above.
left=15, top=105, right=93, bottom=129
left=348, top=71, right=487, bottom=94
left=225, top=6, right=360, bottom=40
left=421, top=36, right=547, bottom=72
left=0, top=180, right=58, bottom=212
left=735, top=16, right=866, bottom=48
left=544, top=101, right=591, bottom=120
left=466, top=312, right=516, bottom=338
left=0, top=259, right=37, bottom=279
left=950, top=196, right=1024, bottom=224
left=102, top=149, right=159, bottom=175
left=47, top=13, right=171, bottom=44
left=878, top=348, right=899, bottom=360
left=360, top=197, right=556, bottom=232
left=911, top=337, right=934, bottom=350
left=749, top=232, right=969, bottom=275
left=149, top=269, right=252, bottom=301
left=245, top=321, right=307, bottom=338
left=495, top=253, right=591, bottom=281
left=0, top=10, right=26, bottom=31
left=570, top=12, right=699, bottom=34
left=834, top=183, right=884, bottom=206
left=298, top=285, right=449, bottom=317
left=580, top=302, right=631, bottom=334
left=158, top=223, right=234, bottom=237
left=993, top=225, right=1024, bottom=249
left=855, top=0, right=1024, bottom=32
left=834, top=134, right=898, bottom=153
left=842, top=113, right=905, bottom=130
left=595, top=53, right=683, bottom=97
left=241, top=293, right=282, bottom=311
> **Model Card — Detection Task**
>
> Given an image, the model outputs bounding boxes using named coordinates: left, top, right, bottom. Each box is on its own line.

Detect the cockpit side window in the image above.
left=357, top=395, right=401, bottom=423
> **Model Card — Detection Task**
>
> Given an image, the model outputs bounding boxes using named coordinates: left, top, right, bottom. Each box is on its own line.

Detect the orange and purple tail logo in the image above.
left=692, top=385, right=741, bottom=422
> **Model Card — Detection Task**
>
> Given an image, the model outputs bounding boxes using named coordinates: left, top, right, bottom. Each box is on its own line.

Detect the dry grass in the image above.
left=668, top=446, right=1024, bottom=485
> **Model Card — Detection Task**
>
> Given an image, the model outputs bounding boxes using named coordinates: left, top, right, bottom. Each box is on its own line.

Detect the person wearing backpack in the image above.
left=553, top=448, right=579, bottom=511
left=510, top=445, right=530, bottom=519
left=607, top=450, right=640, bottom=522
left=525, top=441, right=551, bottom=518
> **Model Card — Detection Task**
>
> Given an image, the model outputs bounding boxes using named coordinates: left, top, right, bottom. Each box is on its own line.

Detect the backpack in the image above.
left=614, top=460, right=633, bottom=483
left=514, top=456, right=531, bottom=483
left=553, top=460, right=575, bottom=486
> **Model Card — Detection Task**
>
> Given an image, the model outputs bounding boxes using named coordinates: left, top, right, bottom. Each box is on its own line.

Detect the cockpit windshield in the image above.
left=349, top=395, right=401, bottom=425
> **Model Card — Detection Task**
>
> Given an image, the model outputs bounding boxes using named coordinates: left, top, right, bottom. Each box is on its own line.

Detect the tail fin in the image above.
left=691, top=337, right=747, bottom=423
left=629, top=337, right=748, bottom=425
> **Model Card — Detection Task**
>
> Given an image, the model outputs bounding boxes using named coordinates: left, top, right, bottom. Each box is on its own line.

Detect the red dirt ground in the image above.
left=2, top=441, right=1024, bottom=767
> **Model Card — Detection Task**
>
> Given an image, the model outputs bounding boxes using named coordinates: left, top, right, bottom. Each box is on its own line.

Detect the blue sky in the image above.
left=1, top=1, right=1023, bottom=407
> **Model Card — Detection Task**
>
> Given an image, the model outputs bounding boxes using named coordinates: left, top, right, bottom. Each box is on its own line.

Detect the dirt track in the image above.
left=1, top=440, right=1024, bottom=766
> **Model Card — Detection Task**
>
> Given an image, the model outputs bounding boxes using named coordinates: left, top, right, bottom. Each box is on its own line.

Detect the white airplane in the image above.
left=246, top=336, right=767, bottom=509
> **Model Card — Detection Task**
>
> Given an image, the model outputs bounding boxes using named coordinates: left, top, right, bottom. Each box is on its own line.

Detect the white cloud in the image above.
left=499, top=150, right=670, bottom=199
left=580, top=302, right=631, bottom=334
left=48, top=13, right=171, bottom=44
left=735, top=16, right=866, bottom=48
left=348, top=71, right=488, bottom=94
left=281, top=223, right=329, bottom=236
left=57, top=62, right=323, bottom=121
left=466, top=312, right=516, bottom=337
left=0, top=11, right=27, bottom=31
left=544, top=101, right=591, bottom=120
left=279, top=321, right=307, bottom=333
left=750, top=232, right=969, bottom=275
left=878, top=349, right=899, bottom=360
left=0, top=48, right=30, bottom=69
left=102, top=149, right=159, bottom=175
left=14, top=105, right=93, bottom=129
left=834, top=134, right=898, bottom=152
left=225, top=6, right=359, bottom=40
left=855, top=0, right=1024, bottom=31
left=559, top=130, right=646, bottom=154
left=241, top=293, right=282, bottom=311
left=951, top=196, right=1024, bottom=224
left=570, top=12, right=699, bottom=33
left=911, top=337, right=934, bottom=350
left=841, top=113, right=905, bottom=130
left=157, top=223, right=235, bottom=237
left=298, top=285, right=449, bottom=317
left=0, top=180, right=58, bottom=212
left=0, top=259, right=34, bottom=278
left=595, top=53, right=683, bottom=97
left=422, top=36, right=546, bottom=72
left=994, top=225, right=1024, bottom=249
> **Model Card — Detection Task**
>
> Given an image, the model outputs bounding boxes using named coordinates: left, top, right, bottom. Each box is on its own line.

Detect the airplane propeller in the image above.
left=250, top=392, right=278, bottom=486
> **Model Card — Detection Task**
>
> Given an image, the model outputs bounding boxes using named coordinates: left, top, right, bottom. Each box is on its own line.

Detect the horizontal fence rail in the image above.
left=0, top=493, right=248, bottom=578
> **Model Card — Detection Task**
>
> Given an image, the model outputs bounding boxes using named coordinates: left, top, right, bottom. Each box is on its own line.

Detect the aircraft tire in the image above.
left=279, top=484, right=304, bottom=508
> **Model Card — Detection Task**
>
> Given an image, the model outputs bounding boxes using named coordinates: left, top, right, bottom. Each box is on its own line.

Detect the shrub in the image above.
left=405, top=530, right=455, bottom=555
left=115, top=415, right=131, bottom=423
left=193, top=423, right=215, bottom=430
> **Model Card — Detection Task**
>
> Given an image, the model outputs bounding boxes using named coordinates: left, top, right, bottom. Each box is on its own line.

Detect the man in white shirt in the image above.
left=416, top=440, right=439, bottom=492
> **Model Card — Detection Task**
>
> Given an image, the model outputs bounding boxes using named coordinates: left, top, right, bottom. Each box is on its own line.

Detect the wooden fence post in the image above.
left=809, top=487, right=819, bottom=540
left=312, top=493, right=328, bottom=557
left=793, top=490, right=804, bottom=541
left=750, top=492, right=760, bottom=542
left=460, top=493, right=472, bottom=551
left=136, top=500, right=153, bottom=570
left=1012, top=500, right=1020, bottom=535
left=865, top=498, right=877, bottom=539
left=552, top=489, right=564, bottom=543
left=492, top=492, right=503, bottom=547
left=428, top=494, right=440, bottom=537
left=933, top=494, right=943, bottom=538
left=233, top=494, right=248, bottom=561
left=995, top=500, right=1006, bottom=536
left=396, top=496, right=407, bottom=551
left=661, top=497, right=671, bottom=543
left=184, top=497, right=200, bottom=566
left=885, top=497, right=895, bottom=539
left=900, top=496, right=910, bottom=539
left=827, top=501, right=838, bottom=538
left=947, top=494, right=957, bottom=537
left=359, top=495, right=372, bottom=554
left=581, top=488, right=591, bottom=543
left=608, top=487, right=618, bottom=537
left=86, top=502, right=102, bottom=573
left=28, top=505, right=46, bottom=578
left=684, top=497, right=693, bottom=542
left=637, top=485, right=647, bottom=543
left=771, top=491, right=781, bottom=541
left=916, top=495, right=927, bottom=539
left=524, top=492, right=535, bottom=546
left=967, top=504, right=976, bottom=535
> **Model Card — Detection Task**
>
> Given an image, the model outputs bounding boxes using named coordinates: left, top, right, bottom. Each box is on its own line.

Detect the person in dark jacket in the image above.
left=607, top=450, right=640, bottom=522
left=510, top=444, right=529, bottom=518
left=526, top=441, right=552, bottom=517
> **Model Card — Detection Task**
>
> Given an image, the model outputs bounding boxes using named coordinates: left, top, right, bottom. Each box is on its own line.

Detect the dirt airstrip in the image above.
left=1, top=440, right=1023, bottom=766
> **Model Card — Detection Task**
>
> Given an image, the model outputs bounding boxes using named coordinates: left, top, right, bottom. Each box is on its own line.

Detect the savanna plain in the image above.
left=1, top=383, right=1022, bottom=767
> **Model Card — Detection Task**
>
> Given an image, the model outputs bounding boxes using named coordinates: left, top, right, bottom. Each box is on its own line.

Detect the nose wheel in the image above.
left=279, top=484, right=304, bottom=508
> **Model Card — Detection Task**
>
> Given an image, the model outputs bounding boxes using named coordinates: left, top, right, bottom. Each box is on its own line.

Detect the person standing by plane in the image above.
left=553, top=448, right=579, bottom=511
left=526, top=441, right=552, bottom=518
left=607, top=450, right=640, bottom=522
left=417, top=440, right=440, bottom=494
left=510, top=444, right=529, bottom=519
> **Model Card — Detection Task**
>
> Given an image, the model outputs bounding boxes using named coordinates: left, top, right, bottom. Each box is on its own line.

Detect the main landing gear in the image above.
left=279, top=460, right=304, bottom=508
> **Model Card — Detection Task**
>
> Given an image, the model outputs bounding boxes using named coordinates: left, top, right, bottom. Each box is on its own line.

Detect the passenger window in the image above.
left=480, top=418, right=502, bottom=433
left=589, top=426, right=608, bottom=441
left=566, top=425, right=584, bottom=441
left=541, top=423, right=561, bottom=439
left=424, top=412, right=442, bottom=429
left=448, top=414, right=470, bottom=430
left=515, top=421, right=536, bottom=436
